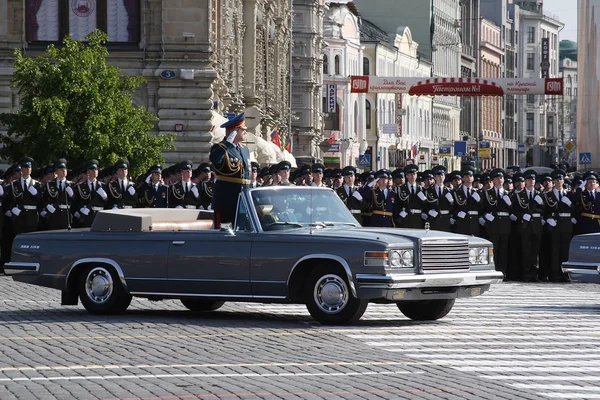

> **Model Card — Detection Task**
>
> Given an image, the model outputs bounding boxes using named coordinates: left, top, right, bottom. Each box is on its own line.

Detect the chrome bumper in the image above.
left=5, top=262, right=40, bottom=275
left=562, top=262, right=600, bottom=284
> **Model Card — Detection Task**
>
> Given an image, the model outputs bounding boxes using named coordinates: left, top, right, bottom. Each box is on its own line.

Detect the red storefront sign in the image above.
left=350, top=76, right=563, bottom=96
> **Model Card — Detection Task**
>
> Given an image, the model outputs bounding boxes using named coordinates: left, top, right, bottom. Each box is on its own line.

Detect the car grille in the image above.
left=420, top=238, right=470, bottom=271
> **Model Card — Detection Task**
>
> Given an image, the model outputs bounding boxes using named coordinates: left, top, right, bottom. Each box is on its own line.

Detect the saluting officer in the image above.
left=542, top=169, right=574, bottom=282
left=42, top=158, right=75, bottom=230
left=74, top=160, right=109, bottom=228
left=107, top=159, right=138, bottom=209
left=391, top=169, right=405, bottom=194
left=335, top=166, right=367, bottom=225
left=169, top=160, right=201, bottom=209
left=423, top=165, right=453, bottom=232
left=5, top=157, right=42, bottom=235
left=361, top=169, right=400, bottom=228
left=397, top=164, right=426, bottom=229
left=452, top=166, right=482, bottom=236
left=482, top=168, right=512, bottom=278
left=574, top=171, right=600, bottom=235
left=209, top=112, right=251, bottom=227
left=138, top=164, right=169, bottom=208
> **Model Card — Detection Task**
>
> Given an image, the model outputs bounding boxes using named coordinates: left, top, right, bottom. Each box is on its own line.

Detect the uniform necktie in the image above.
left=121, top=181, right=125, bottom=192
left=559, top=191, right=562, bottom=201
left=529, top=191, right=533, bottom=202
left=411, top=185, right=415, bottom=195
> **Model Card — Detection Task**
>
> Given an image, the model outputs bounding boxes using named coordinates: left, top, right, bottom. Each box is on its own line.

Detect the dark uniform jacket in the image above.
left=512, top=189, right=545, bottom=235
left=543, top=189, right=574, bottom=234
left=209, top=140, right=251, bottom=224
left=199, top=180, right=214, bottom=209
left=451, top=185, right=482, bottom=236
left=74, top=180, right=108, bottom=228
left=574, top=188, right=600, bottom=234
left=138, top=181, right=169, bottom=208
left=169, top=181, right=200, bottom=209
left=482, top=187, right=512, bottom=235
left=397, top=183, right=426, bottom=229
left=107, top=180, right=138, bottom=209
left=424, top=184, right=453, bottom=232
left=363, top=187, right=399, bottom=227
left=335, top=184, right=367, bottom=225
left=42, top=179, right=75, bottom=230
left=6, top=178, right=42, bottom=234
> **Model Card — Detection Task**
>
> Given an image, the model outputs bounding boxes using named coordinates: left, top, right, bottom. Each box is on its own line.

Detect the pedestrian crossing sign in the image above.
left=358, top=154, right=371, bottom=167
left=579, top=152, right=592, bottom=165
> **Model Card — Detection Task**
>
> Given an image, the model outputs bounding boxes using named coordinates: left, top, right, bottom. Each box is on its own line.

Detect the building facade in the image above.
left=558, top=40, right=577, bottom=166
left=0, top=0, right=294, bottom=165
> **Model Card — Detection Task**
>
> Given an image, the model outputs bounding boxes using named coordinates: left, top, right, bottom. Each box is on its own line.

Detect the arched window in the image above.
left=335, top=55, right=341, bottom=75
left=363, top=57, right=370, bottom=75
left=323, top=55, right=329, bottom=75
left=366, top=100, right=372, bottom=129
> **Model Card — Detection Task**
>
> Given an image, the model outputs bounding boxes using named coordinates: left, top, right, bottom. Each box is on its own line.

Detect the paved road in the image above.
left=0, top=276, right=598, bottom=399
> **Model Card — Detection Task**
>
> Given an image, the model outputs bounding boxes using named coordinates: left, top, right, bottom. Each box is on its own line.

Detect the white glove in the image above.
left=352, top=191, right=363, bottom=201
left=191, top=186, right=199, bottom=198
left=80, top=207, right=90, bottom=216
left=145, top=175, right=151, bottom=184
left=484, top=213, right=495, bottom=222
left=5, top=210, right=11, bottom=217
left=523, top=213, right=531, bottom=222
left=547, top=218, right=557, bottom=227
left=472, top=192, right=481, bottom=202
left=65, top=186, right=74, bottom=197
left=40, top=210, right=47, bottom=218
left=28, top=186, right=38, bottom=196
left=175, top=205, right=183, bottom=209
left=503, top=195, right=512, bottom=206
left=96, top=187, right=107, bottom=200
left=199, top=206, right=205, bottom=210
left=112, top=204, right=118, bottom=209
left=457, top=211, right=466, bottom=219
left=421, top=213, right=428, bottom=220
left=534, top=195, right=543, bottom=205
left=73, top=211, right=80, bottom=219
left=561, top=196, right=572, bottom=206
left=478, top=217, right=485, bottom=226
left=445, top=192, right=454, bottom=203
left=11, top=207, right=21, bottom=216
left=0, top=185, right=4, bottom=196
left=450, top=217, right=455, bottom=225
left=207, top=204, right=212, bottom=210
left=399, top=210, right=408, bottom=218
left=510, top=214, right=517, bottom=221
left=367, top=178, right=379, bottom=188
left=417, top=191, right=426, bottom=201
left=127, top=186, right=136, bottom=196
left=541, top=219, right=546, bottom=226
left=571, top=217, right=577, bottom=224
left=46, top=204, right=56, bottom=214
left=428, top=209, right=439, bottom=218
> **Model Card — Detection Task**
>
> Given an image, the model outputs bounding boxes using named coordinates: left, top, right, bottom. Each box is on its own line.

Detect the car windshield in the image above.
left=251, top=187, right=359, bottom=231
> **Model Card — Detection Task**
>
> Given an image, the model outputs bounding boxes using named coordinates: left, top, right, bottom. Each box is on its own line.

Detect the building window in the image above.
left=547, top=115, right=554, bottom=137
left=567, top=88, right=572, bottom=96
left=323, top=55, right=329, bottom=74
left=527, top=26, right=535, bottom=43
left=526, top=113, right=534, bottom=136
left=527, top=53, right=534, bottom=70
left=322, top=97, right=340, bottom=130
left=26, top=0, right=140, bottom=43
left=363, top=57, right=370, bottom=75
left=527, top=94, right=535, bottom=103
left=334, top=55, right=340, bottom=75
left=365, top=100, right=372, bottom=129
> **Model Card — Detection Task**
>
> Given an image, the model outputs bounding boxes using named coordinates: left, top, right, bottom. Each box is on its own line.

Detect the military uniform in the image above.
left=42, top=178, right=74, bottom=230
left=452, top=167, right=481, bottom=236
left=574, top=171, right=600, bottom=235
left=138, top=165, right=168, bottom=208
left=73, top=160, right=108, bottom=228
left=209, top=113, right=251, bottom=227
left=335, top=166, right=367, bottom=225
left=423, top=167, right=453, bottom=232
left=482, top=169, right=512, bottom=277
left=361, top=169, right=399, bottom=227
left=397, top=165, right=426, bottom=229
left=5, top=158, right=42, bottom=235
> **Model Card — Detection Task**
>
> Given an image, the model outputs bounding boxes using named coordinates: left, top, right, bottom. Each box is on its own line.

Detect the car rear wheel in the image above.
left=78, top=266, right=132, bottom=315
left=304, top=268, right=368, bottom=325
left=396, top=299, right=455, bottom=321
left=180, top=299, right=225, bottom=311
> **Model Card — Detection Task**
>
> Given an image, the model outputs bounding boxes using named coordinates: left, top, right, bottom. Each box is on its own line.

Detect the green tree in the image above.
left=0, top=30, right=174, bottom=176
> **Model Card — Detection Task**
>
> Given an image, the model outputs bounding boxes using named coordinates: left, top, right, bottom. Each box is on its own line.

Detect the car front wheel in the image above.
left=78, top=266, right=132, bottom=315
left=397, top=299, right=455, bottom=321
left=304, top=268, right=368, bottom=325
left=180, top=299, right=225, bottom=311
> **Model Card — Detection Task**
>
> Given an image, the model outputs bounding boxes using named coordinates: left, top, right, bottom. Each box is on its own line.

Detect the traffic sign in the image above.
left=439, top=146, right=451, bottom=157
left=479, top=141, right=491, bottom=158
left=518, top=143, right=526, bottom=153
left=565, top=141, right=576, bottom=152
left=579, top=152, right=592, bottom=165
left=358, top=154, right=371, bottom=167
left=327, top=143, right=340, bottom=153
left=454, top=141, right=467, bottom=157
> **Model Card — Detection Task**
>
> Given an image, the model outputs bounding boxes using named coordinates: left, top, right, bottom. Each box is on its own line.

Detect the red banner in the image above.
left=350, top=76, right=563, bottom=96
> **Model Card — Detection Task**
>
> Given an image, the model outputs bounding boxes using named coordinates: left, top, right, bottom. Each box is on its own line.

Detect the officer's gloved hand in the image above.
left=478, top=217, right=485, bottom=226
left=450, top=217, right=455, bottom=225
left=547, top=218, right=557, bottom=227
left=571, top=217, right=577, bottom=224
left=11, top=207, right=21, bottom=216
left=502, top=195, right=512, bottom=206
left=96, top=187, right=108, bottom=200
left=28, top=186, right=38, bottom=196
left=534, top=195, right=543, bottom=205
left=445, top=192, right=454, bottom=203
left=471, top=192, right=481, bottom=202
left=0, top=185, right=4, bottom=196
left=65, top=186, right=74, bottom=197
left=399, top=210, right=408, bottom=219
left=484, top=213, right=494, bottom=222
left=417, top=191, right=426, bottom=201
left=46, top=204, right=56, bottom=214
left=510, top=214, right=517, bottom=222
left=522, top=213, right=531, bottom=222
left=421, top=213, right=428, bottom=220
left=367, top=178, right=379, bottom=188
left=191, top=186, right=199, bottom=198
left=127, top=186, right=136, bottom=196
left=80, top=207, right=90, bottom=216
left=561, top=196, right=572, bottom=206
left=457, top=211, right=466, bottom=219
left=428, top=209, right=438, bottom=218
left=40, top=210, right=47, bottom=218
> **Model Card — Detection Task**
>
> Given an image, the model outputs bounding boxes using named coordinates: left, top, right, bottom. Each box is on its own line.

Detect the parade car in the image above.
left=562, top=234, right=600, bottom=284
left=6, top=186, right=503, bottom=325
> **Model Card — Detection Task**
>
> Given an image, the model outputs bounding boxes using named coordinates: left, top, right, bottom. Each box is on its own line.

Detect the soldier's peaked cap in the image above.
left=375, top=169, right=390, bottom=179
left=86, top=159, right=99, bottom=170
left=432, top=165, right=447, bottom=175
left=180, top=160, right=193, bottom=170
left=54, top=158, right=68, bottom=169
left=311, top=163, right=325, bottom=173
left=342, top=166, right=357, bottom=176
left=551, top=169, right=566, bottom=180
left=523, top=169, right=537, bottom=179
left=198, top=162, right=211, bottom=172
left=392, top=168, right=405, bottom=178
left=461, top=166, right=476, bottom=176
left=277, top=160, right=292, bottom=171
left=149, top=164, right=162, bottom=173
left=331, top=168, right=343, bottom=178
left=115, top=159, right=129, bottom=169
left=220, top=112, right=247, bottom=130
left=19, top=157, right=34, bottom=168
left=404, top=164, right=419, bottom=174
left=490, top=168, right=505, bottom=179
left=583, top=170, right=599, bottom=181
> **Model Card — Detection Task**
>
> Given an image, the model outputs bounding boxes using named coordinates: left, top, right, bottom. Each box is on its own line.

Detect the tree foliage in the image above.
left=0, top=30, right=174, bottom=176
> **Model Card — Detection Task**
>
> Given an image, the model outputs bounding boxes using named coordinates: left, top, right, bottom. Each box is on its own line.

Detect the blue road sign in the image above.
left=454, top=141, right=467, bottom=157
left=579, top=152, right=592, bottom=165
left=358, top=154, right=371, bottom=167
left=160, top=70, right=176, bottom=79
left=518, top=143, right=526, bottom=153
left=479, top=141, right=491, bottom=148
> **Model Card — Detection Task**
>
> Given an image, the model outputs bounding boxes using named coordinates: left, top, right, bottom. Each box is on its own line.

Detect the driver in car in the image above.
left=262, top=195, right=298, bottom=226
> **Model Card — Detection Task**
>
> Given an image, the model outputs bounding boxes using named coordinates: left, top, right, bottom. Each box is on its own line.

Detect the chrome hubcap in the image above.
left=314, top=274, right=348, bottom=314
left=85, top=267, right=113, bottom=304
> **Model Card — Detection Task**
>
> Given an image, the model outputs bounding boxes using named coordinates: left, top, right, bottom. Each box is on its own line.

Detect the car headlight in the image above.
left=388, top=249, right=413, bottom=269
left=469, top=247, right=489, bottom=265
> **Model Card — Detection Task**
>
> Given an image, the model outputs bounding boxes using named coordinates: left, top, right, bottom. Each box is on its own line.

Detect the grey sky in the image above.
left=543, top=0, right=578, bottom=42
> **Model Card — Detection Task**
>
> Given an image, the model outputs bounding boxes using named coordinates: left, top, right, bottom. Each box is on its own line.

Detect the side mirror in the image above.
left=220, top=222, right=234, bottom=235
